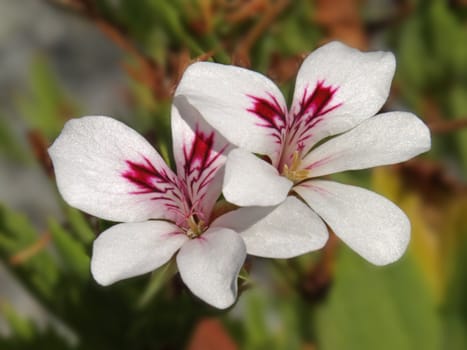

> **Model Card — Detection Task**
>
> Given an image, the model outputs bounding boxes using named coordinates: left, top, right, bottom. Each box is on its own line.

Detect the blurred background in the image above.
left=0, top=0, right=466, bottom=349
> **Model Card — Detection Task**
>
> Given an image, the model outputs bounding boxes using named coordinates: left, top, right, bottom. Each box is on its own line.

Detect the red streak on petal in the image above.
left=300, top=82, right=337, bottom=118
left=181, top=126, right=228, bottom=221
left=288, top=81, right=341, bottom=147
left=122, top=157, right=175, bottom=195
left=246, top=93, right=286, bottom=145
left=279, top=81, right=341, bottom=170
left=304, top=155, right=333, bottom=171
left=122, top=157, right=193, bottom=224
left=184, top=129, right=216, bottom=173
left=290, top=81, right=340, bottom=136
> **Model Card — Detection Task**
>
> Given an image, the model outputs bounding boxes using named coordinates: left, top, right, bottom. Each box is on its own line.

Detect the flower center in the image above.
left=185, top=215, right=206, bottom=239
left=281, top=151, right=309, bottom=183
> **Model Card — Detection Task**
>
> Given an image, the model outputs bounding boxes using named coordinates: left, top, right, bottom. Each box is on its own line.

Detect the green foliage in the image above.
left=16, top=57, right=78, bottom=140
left=48, top=219, right=90, bottom=282
left=0, top=114, right=29, bottom=162
left=228, top=288, right=307, bottom=350
left=137, top=260, right=176, bottom=308
left=1, top=0, right=467, bottom=349
left=316, top=249, right=441, bottom=350
left=0, top=302, right=73, bottom=350
left=0, top=205, right=60, bottom=301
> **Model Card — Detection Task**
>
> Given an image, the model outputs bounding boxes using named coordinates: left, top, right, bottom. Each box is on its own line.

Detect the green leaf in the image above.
left=64, top=207, right=95, bottom=245
left=0, top=114, right=29, bottom=162
left=0, top=205, right=59, bottom=300
left=48, top=218, right=90, bottom=281
left=448, top=85, right=467, bottom=176
left=243, top=290, right=272, bottom=350
left=441, top=222, right=467, bottom=350
left=16, top=57, right=77, bottom=140
left=148, top=0, right=203, bottom=55
left=397, top=17, right=430, bottom=91
left=137, top=260, right=177, bottom=308
left=315, top=248, right=441, bottom=350
left=0, top=302, right=34, bottom=341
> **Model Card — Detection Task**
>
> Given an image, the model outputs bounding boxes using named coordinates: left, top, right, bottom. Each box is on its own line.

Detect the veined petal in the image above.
left=48, top=116, right=184, bottom=222
left=295, top=180, right=410, bottom=265
left=223, top=148, right=293, bottom=207
left=175, top=62, right=287, bottom=163
left=171, top=97, right=231, bottom=223
left=91, top=221, right=187, bottom=286
left=301, top=112, right=431, bottom=177
left=212, top=196, right=328, bottom=258
left=176, top=228, right=246, bottom=309
left=286, top=41, right=396, bottom=159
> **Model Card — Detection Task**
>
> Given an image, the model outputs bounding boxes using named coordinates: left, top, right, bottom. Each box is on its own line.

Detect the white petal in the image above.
left=175, top=62, right=287, bottom=163
left=302, top=112, right=431, bottom=177
left=176, top=228, right=246, bottom=309
left=288, top=41, right=396, bottom=153
left=48, top=116, right=184, bottom=222
left=212, top=196, right=328, bottom=258
left=91, top=221, right=187, bottom=286
left=171, top=97, right=231, bottom=222
left=294, top=180, right=410, bottom=265
left=223, top=148, right=293, bottom=206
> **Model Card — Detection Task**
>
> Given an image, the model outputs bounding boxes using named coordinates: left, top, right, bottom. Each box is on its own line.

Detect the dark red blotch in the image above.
left=247, top=93, right=286, bottom=132
left=122, top=157, right=172, bottom=195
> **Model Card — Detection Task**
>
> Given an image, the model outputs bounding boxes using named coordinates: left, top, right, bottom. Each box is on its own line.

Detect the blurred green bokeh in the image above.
left=1, top=0, right=466, bottom=349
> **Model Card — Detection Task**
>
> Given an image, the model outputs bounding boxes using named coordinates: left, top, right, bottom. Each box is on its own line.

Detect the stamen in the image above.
left=185, top=215, right=206, bottom=239
left=282, top=151, right=309, bottom=183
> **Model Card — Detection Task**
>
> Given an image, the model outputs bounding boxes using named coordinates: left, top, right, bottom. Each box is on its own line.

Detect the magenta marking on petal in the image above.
left=182, top=126, right=226, bottom=186
left=246, top=93, right=287, bottom=144
left=162, top=230, right=185, bottom=238
left=122, top=157, right=174, bottom=195
left=122, top=157, right=191, bottom=222
left=281, top=81, right=341, bottom=169
left=300, top=82, right=338, bottom=117
left=183, top=127, right=216, bottom=174
left=311, top=184, right=332, bottom=196
left=180, top=125, right=228, bottom=221
left=296, top=182, right=330, bottom=196
left=288, top=81, right=341, bottom=141
left=304, top=155, right=333, bottom=171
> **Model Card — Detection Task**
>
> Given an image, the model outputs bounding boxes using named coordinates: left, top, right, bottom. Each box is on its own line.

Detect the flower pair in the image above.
left=49, top=41, right=430, bottom=309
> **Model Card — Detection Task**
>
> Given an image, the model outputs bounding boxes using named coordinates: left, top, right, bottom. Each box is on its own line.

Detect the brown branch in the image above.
left=313, top=0, right=367, bottom=49
left=224, top=0, right=268, bottom=23
left=232, top=0, right=290, bottom=67
left=27, top=130, right=54, bottom=178
left=10, top=232, right=52, bottom=266
left=168, top=50, right=215, bottom=96
left=428, top=118, right=467, bottom=134
left=395, top=159, right=467, bottom=201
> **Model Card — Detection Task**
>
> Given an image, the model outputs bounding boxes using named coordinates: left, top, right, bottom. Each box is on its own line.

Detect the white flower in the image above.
left=174, top=41, right=431, bottom=265
left=48, top=100, right=327, bottom=309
